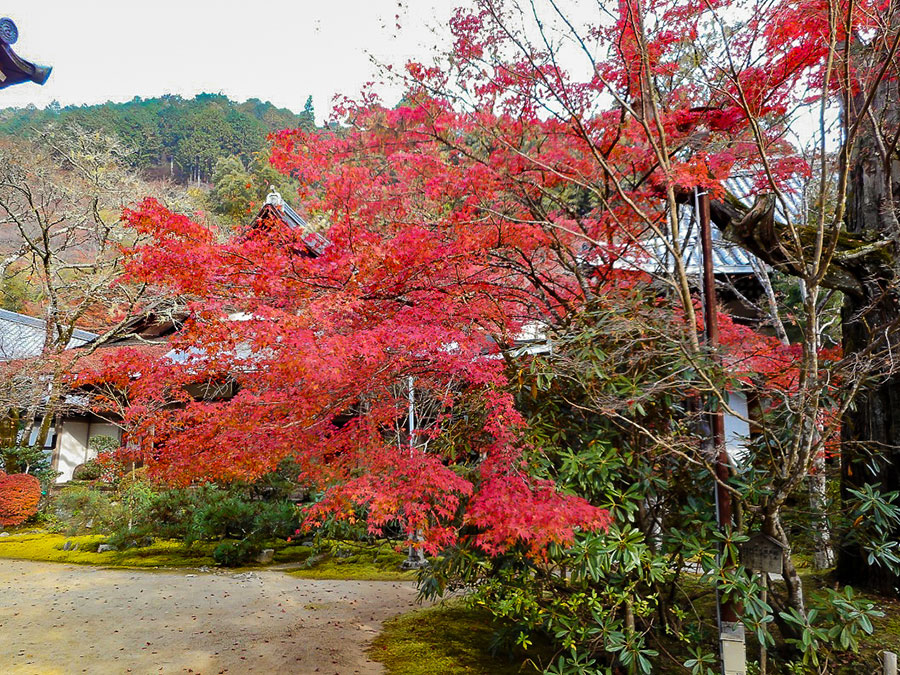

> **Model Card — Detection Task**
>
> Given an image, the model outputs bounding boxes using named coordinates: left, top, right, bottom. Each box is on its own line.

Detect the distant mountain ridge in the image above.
left=0, top=93, right=316, bottom=184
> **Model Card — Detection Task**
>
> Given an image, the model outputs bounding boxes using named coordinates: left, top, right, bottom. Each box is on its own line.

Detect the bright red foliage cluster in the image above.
left=0, top=471, right=41, bottom=527
left=78, top=176, right=617, bottom=552
left=74, top=0, right=878, bottom=555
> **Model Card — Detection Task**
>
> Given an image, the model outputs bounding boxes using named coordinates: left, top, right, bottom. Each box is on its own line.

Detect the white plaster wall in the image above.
left=56, top=421, right=89, bottom=484
left=86, top=424, right=121, bottom=461
left=724, top=391, right=751, bottom=466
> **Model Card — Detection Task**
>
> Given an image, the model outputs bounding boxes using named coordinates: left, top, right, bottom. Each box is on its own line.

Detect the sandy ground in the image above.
left=0, top=560, right=419, bottom=675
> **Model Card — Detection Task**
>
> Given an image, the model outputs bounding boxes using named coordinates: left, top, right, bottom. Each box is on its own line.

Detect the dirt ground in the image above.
left=0, top=559, right=419, bottom=674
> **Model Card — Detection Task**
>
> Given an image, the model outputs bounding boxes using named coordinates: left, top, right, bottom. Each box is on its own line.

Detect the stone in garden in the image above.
left=63, top=540, right=73, bottom=551
left=97, top=544, right=116, bottom=553
left=231, top=571, right=259, bottom=581
left=0, top=532, right=9, bottom=537
left=255, top=548, right=275, bottom=564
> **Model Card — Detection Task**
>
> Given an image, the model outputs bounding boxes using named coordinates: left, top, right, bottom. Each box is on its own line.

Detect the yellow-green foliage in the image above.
left=852, top=592, right=900, bottom=672
left=369, top=602, right=540, bottom=675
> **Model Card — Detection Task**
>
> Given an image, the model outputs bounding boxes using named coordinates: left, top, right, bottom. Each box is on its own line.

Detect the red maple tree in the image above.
left=77, top=0, right=890, bottom=567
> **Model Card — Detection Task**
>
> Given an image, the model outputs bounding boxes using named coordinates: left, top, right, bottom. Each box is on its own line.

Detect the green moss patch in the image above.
left=0, top=530, right=418, bottom=580
left=286, top=542, right=416, bottom=581
left=850, top=592, right=900, bottom=672
left=369, top=602, right=542, bottom=675
left=0, top=531, right=215, bottom=568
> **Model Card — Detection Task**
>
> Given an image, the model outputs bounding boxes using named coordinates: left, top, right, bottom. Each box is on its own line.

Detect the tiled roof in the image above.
left=623, top=177, right=804, bottom=276
left=256, top=184, right=789, bottom=276
left=725, top=174, right=807, bottom=224
left=0, top=309, right=97, bottom=361
left=258, top=190, right=330, bottom=256
left=636, top=202, right=757, bottom=276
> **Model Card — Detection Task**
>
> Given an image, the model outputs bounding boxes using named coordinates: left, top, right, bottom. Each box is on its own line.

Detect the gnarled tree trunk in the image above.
left=836, top=65, right=900, bottom=595
left=703, top=56, right=900, bottom=592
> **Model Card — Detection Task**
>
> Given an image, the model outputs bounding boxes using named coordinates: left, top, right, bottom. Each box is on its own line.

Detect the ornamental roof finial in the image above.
left=265, top=186, right=284, bottom=207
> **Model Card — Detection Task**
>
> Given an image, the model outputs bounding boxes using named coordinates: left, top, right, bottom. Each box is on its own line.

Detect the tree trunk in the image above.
left=836, top=56, right=900, bottom=595
left=837, top=300, right=900, bottom=594
left=0, top=410, right=18, bottom=446
left=837, top=296, right=900, bottom=593
left=766, top=507, right=805, bottom=616
left=702, top=21, right=900, bottom=595
left=808, top=452, right=834, bottom=570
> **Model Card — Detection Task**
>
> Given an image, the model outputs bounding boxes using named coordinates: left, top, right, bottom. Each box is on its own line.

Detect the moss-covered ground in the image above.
left=285, top=542, right=416, bottom=581
left=369, top=601, right=547, bottom=675
left=0, top=531, right=217, bottom=567
left=0, top=529, right=414, bottom=580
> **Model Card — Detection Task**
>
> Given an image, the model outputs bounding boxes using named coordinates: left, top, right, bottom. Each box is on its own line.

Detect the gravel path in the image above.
left=0, top=559, right=419, bottom=674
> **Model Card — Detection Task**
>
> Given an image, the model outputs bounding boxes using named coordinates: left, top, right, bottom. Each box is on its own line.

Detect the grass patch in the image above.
left=369, top=601, right=544, bottom=675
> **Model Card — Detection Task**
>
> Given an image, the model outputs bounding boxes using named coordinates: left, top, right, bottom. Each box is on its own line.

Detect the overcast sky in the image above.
left=1, top=1, right=462, bottom=120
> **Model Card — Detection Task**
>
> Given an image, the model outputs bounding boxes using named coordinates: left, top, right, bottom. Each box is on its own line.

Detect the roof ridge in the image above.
left=251, top=195, right=331, bottom=256
left=0, top=308, right=98, bottom=340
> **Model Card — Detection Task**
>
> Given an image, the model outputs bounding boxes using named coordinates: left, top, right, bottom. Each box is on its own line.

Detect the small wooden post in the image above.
left=884, top=650, right=898, bottom=675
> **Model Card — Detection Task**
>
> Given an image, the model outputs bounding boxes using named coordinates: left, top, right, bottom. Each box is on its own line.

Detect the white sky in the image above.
left=1, top=1, right=829, bottom=148
left=1, top=1, right=464, bottom=121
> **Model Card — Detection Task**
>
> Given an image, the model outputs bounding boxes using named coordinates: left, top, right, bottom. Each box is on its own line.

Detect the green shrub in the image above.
left=252, top=500, right=297, bottom=540
left=190, top=491, right=258, bottom=541
left=103, top=480, right=159, bottom=549
left=72, top=459, right=104, bottom=481
left=178, top=486, right=299, bottom=546
left=106, top=484, right=299, bottom=563
left=88, top=435, right=119, bottom=455
left=212, top=540, right=261, bottom=566
left=53, top=486, right=117, bottom=535
left=140, top=486, right=203, bottom=540
left=49, top=474, right=300, bottom=566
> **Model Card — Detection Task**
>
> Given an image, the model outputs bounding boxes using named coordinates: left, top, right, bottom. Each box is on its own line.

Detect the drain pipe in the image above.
left=697, top=187, right=744, bottom=674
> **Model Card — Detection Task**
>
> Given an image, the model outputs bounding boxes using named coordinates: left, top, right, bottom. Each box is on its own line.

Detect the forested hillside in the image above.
left=0, top=93, right=315, bottom=316
left=0, top=93, right=315, bottom=184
